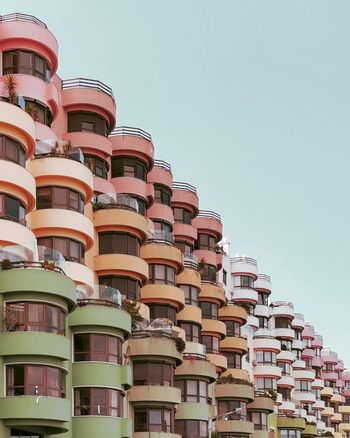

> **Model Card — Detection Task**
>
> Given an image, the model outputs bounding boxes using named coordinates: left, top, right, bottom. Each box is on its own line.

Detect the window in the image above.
left=217, top=400, right=247, bottom=420
left=175, top=420, right=207, bottom=438
left=280, top=430, right=301, bottom=438
left=74, top=387, right=123, bottom=417
left=0, top=135, right=26, bottom=166
left=99, top=276, right=141, bottom=301
left=149, top=304, right=177, bottom=324
left=280, top=340, right=292, bottom=351
left=84, top=154, right=109, bottom=179
left=195, top=233, right=216, bottom=251
left=154, top=184, right=172, bottom=206
left=0, top=193, right=26, bottom=224
left=249, top=412, right=268, bottom=430
left=278, top=361, right=291, bottom=376
left=200, top=264, right=217, bottom=282
left=111, top=156, right=147, bottom=180
left=7, top=365, right=65, bottom=397
left=256, top=351, right=277, bottom=365
left=223, top=269, right=227, bottom=285
left=179, top=322, right=201, bottom=343
left=258, top=292, right=269, bottom=305
left=128, top=195, right=147, bottom=216
left=256, top=377, right=277, bottom=391
left=223, top=320, right=241, bottom=337
left=179, top=285, right=199, bottom=306
left=200, top=302, right=219, bottom=320
left=99, top=232, right=140, bottom=256
left=201, top=335, right=220, bottom=353
left=74, top=333, right=123, bottom=364
left=225, top=352, right=242, bottom=369
left=37, top=237, right=85, bottom=263
left=234, top=275, right=254, bottom=288
left=68, top=112, right=109, bottom=136
left=133, top=361, right=174, bottom=386
left=294, top=380, right=311, bottom=392
left=152, top=220, right=173, bottom=242
left=149, top=264, right=176, bottom=285
left=274, top=318, right=291, bottom=329
left=24, top=99, right=53, bottom=126
left=175, top=379, right=207, bottom=403
left=258, top=316, right=269, bottom=329
left=36, top=186, right=85, bottom=213
left=5, top=302, right=66, bottom=335
left=294, top=330, right=302, bottom=340
left=3, top=50, right=51, bottom=81
left=324, top=363, right=335, bottom=371
left=173, top=207, right=192, bottom=224
left=174, top=240, right=193, bottom=256
left=279, top=387, right=292, bottom=401
left=11, top=430, right=42, bottom=438
left=134, top=407, right=174, bottom=432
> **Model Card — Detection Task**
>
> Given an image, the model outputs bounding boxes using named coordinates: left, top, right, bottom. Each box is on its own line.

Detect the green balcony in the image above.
left=72, top=362, right=132, bottom=389
left=72, top=416, right=131, bottom=437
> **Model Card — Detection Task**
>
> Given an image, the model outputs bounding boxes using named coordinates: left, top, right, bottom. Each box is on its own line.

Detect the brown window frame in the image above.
left=175, top=420, right=208, bottom=438
left=248, top=412, right=268, bottom=430
left=149, top=264, right=176, bottom=285
left=234, top=275, right=255, bottom=288
left=0, top=135, right=26, bottom=166
left=217, top=400, right=247, bottom=420
left=200, top=263, right=217, bottom=282
left=153, top=183, right=172, bottom=206
left=179, top=284, right=199, bottom=306
left=68, top=111, right=110, bottom=137
left=74, top=333, right=123, bottom=364
left=200, top=301, right=219, bottom=320
left=99, top=275, right=141, bottom=301
left=111, top=156, right=147, bottom=180
left=0, top=193, right=26, bottom=224
left=195, top=233, right=216, bottom=251
left=274, top=317, right=292, bottom=329
left=133, top=361, right=174, bottom=386
left=98, top=231, right=140, bottom=256
left=175, top=379, right=208, bottom=403
left=134, top=407, right=174, bottom=433
left=201, top=335, right=220, bottom=353
left=24, top=99, right=53, bottom=126
left=179, top=322, right=201, bottom=343
left=173, top=207, right=192, bottom=224
left=225, top=352, right=242, bottom=369
left=37, top=236, right=85, bottom=264
left=256, top=350, right=277, bottom=365
left=84, top=154, right=109, bottom=179
left=148, top=304, right=177, bottom=324
left=36, top=186, right=85, bottom=213
left=74, top=387, right=123, bottom=417
left=223, top=320, right=241, bottom=337
left=3, top=49, right=51, bottom=82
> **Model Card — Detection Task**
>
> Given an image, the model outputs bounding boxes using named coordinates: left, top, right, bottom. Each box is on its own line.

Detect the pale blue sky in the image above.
left=4, top=0, right=350, bottom=365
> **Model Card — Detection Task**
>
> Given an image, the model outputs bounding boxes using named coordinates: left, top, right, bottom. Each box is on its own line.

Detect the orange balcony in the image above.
left=94, top=254, right=149, bottom=284
left=220, top=336, right=248, bottom=354
left=215, top=383, right=254, bottom=401
left=176, top=267, right=201, bottom=289
left=141, top=284, right=184, bottom=310
left=148, top=160, right=173, bottom=189
left=219, top=303, right=248, bottom=324
left=199, top=282, right=226, bottom=306
left=177, top=306, right=202, bottom=325
left=141, top=243, right=183, bottom=273
left=176, top=358, right=216, bottom=381
left=201, top=319, right=226, bottom=338
left=172, top=182, right=199, bottom=217
left=129, top=334, right=182, bottom=364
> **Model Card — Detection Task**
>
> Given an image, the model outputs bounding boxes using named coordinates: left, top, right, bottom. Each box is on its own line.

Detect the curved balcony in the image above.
left=63, top=130, right=112, bottom=156
left=292, top=313, right=305, bottom=329
left=0, top=396, right=69, bottom=435
left=175, top=402, right=210, bottom=421
left=254, top=273, right=272, bottom=292
left=302, top=348, right=315, bottom=359
left=194, top=249, right=220, bottom=271
left=201, top=319, right=226, bottom=338
left=274, top=328, right=295, bottom=340
left=176, top=267, right=201, bottom=288
left=339, top=406, right=350, bottom=415
left=321, top=349, right=338, bottom=363
left=172, top=181, right=199, bottom=217
left=331, top=393, right=342, bottom=403
left=232, top=287, right=258, bottom=304
left=215, top=419, right=254, bottom=435
left=220, top=336, right=248, bottom=354
left=141, top=242, right=183, bottom=273
left=302, top=325, right=316, bottom=340
left=129, top=385, right=180, bottom=404
left=30, top=208, right=94, bottom=250
left=340, top=423, right=350, bottom=433
left=110, top=126, right=154, bottom=169
left=111, top=176, right=154, bottom=206
left=216, top=383, right=254, bottom=401
left=0, top=100, right=36, bottom=156
left=292, top=339, right=305, bottom=350
left=176, top=358, right=216, bottom=381
left=254, top=327, right=275, bottom=338
left=230, top=256, right=258, bottom=279
left=192, top=210, right=222, bottom=242
left=73, top=417, right=131, bottom=438
left=184, top=341, right=206, bottom=357
left=254, top=304, right=270, bottom=318
left=248, top=392, right=274, bottom=412
left=293, top=369, right=315, bottom=380
left=277, top=350, right=295, bottom=362
left=302, top=424, right=317, bottom=436
left=29, top=156, right=93, bottom=202
left=311, top=334, right=323, bottom=348
left=311, top=356, right=323, bottom=368
left=141, top=284, right=184, bottom=310
left=128, top=335, right=182, bottom=364
left=277, top=415, right=305, bottom=430
left=173, top=222, right=197, bottom=242
left=278, top=400, right=295, bottom=412
left=313, top=399, right=325, bottom=410
left=69, top=301, right=131, bottom=336
left=0, top=219, right=36, bottom=253
left=65, top=261, right=94, bottom=293
left=247, top=314, right=259, bottom=330
left=177, top=305, right=202, bottom=325
left=253, top=337, right=281, bottom=352
left=94, top=254, right=149, bottom=284
left=147, top=202, right=174, bottom=224
left=321, top=387, right=334, bottom=397
left=0, top=14, right=59, bottom=74
left=62, top=78, right=116, bottom=130
left=72, top=362, right=131, bottom=389
left=148, top=161, right=173, bottom=189
left=254, top=364, right=282, bottom=379
left=221, top=368, right=250, bottom=381
left=331, top=413, right=342, bottom=423
left=199, top=282, right=226, bottom=305
left=278, top=375, right=295, bottom=387
left=219, top=303, right=248, bottom=324
left=311, top=378, right=324, bottom=389
left=271, top=302, right=294, bottom=318
left=335, top=360, right=344, bottom=371
left=322, top=371, right=338, bottom=381
left=322, top=407, right=335, bottom=417
left=293, top=391, right=316, bottom=404
left=206, top=352, right=227, bottom=371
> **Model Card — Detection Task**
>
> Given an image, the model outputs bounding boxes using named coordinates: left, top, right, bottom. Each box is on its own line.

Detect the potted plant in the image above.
left=41, top=260, right=56, bottom=271
left=122, top=299, right=143, bottom=330
left=85, top=157, right=95, bottom=172
left=174, top=336, right=186, bottom=352
left=25, top=102, right=38, bottom=120
left=4, top=74, right=18, bottom=105
left=0, top=258, right=12, bottom=270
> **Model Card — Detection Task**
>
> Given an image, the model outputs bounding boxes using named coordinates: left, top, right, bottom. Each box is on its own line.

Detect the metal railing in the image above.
left=154, top=159, right=172, bottom=172
left=109, top=126, right=152, bottom=142
left=258, top=273, right=271, bottom=281
left=132, top=329, right=174, bottom=340
left=271, top=300, right=294, bottom=308
left=184, top=254, right=198, bottom=270
left=62, top=78, right=114, bottom=100
left=77, top=298, right=120, bottom=309
left=173, top=181, right=197, bottom=194
left=93, top=193, right=139, bottom=213
left=96, top=284, right=122, bottom=306
left=0, top=13, right=47, bottom=28
left=147, top=229, right=174, bottom=245
left=197, top=210, right=221, bottom=221
left=0, top=260, right=64, bottom=274
left=230, top=256, right=257, bottom=266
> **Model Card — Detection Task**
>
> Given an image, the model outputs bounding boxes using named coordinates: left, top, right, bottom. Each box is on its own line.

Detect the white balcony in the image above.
left=292, top=359, right=306, bottom=370
left=278, top=375, right=295, bottom=387
left=313, top=399, right=325, bottom=410
left=292, top=339, right=305, bottom=350
left=277, top=350, right=295, bottom=362
left=255, top=274, right=272, bottom=292
left=253, top=336, right=280, bottom=352
left=293, top=369, right=315, bottom=380
left=271, top=302, right=294, bottom=318
left=275, top=328, right=295, bottom=339
left=254, top=364, right=282, bottom=379
left=247, top=314, right=259, bottom=330
left=231, top=256, right=258, bottom=278
left=255, top=304, right=270, bottom=318
left=232, top=287, right=258, bottom=303
left=292, top=313, right=305, bottom=329
left=292, top=391, right=316, bottom=404
left=312, top=378, right=324, bottom=389
left=278, top=400, right=295, bottom=412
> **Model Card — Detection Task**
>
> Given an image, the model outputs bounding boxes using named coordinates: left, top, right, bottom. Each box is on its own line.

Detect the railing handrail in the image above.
left=147, top=230, right=174, bottom=245
left=258, top=273, right=271, bottom=281
left=230, top=256, right=257, bottom=266
left=172, top=181, right=197, bottom=194
left=0, top=13, right=47, bottom=28
left=109, top=126, right=152, bottom=143
left=184, top=254, right=198, bottom=270
left=93, top=193, right=139, bottom=213
left=0, top=260, right=64, bottom=274
left=271, top=300, right=294, bottom=308
left=77, top=298, right=120, bottom=309
left=34, top=152, right=84, bottom=164
left=154, top=159, right=172, bottom=172
left=132, top=329, right=174, bottom=340
left=197, top=210, right=221, bottom=221
left=62, top=78, right=114, bottom=100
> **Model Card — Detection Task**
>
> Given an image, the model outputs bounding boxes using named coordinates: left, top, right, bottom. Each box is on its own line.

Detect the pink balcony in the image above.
left=302, top=324, right=316, bottom=340
left=311, top=334, right=323, bottom=348
left=312, top=356, right=323, bottom=368
left=193, top=210, right=223, bottom=242
left=148, top=160, right=173, bottom=188
left=172, top=182, right=199, bottom=217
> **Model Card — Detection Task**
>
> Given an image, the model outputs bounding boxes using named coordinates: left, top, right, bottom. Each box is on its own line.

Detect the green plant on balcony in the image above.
left=217, top=373, right=254, bottom=386
left=41, top=260, right=56, bottom=271
left=92, top=202, right=108, bottom=212
left=85, top=157, right=95, bottom=172
left=51, top=140, right=72, bottom=157
left=25, top=102, right=38, bottom=120
left=198, top=257, right=206, bottom=272
left=235, top=301, right=251, bottom=312
left=4, top=74, right=18, bottom=105
left=122, top=299, right=143, bottom=330
left=174, top=336, right=186, bottom=352
left=265, top=388, right=278, bottom=401
left=1, top=305, right=18, bottom=332
left=0, top=258, right=12, bottom=270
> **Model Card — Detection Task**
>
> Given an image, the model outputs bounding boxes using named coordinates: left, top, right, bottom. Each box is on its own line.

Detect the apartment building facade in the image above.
left=0, top=12, right=348, bottom=438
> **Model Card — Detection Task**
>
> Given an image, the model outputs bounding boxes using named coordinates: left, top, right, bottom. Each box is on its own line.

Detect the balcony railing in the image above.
left=95, top=284, right=122, bottom=306
left=154, top=159, right=172, bottom=172
left=271, top=300, right=294, bottom=308
left=197, top=209, right=221, bottom=221
left=109, top=126, right=152, bottom=142
left=230, top=256, right=257, bottom=266
left=258, top=273, right=271, bottom=282
left=93, top=193, right=139, bottom=213
left=184, top=254, right=198, bottom=270
left=0, top=13, right=47, bottom=28
left=172, top=181, right=197, bottom=194
left=77, top=298, right=120, bottom=309
left=62, top=78, right=114, bottom=100
left=147, top=230, right=174, bottom=245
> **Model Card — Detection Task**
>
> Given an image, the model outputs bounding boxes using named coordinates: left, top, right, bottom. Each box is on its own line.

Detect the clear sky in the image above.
left=4, top=0, right=350, bottom=365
